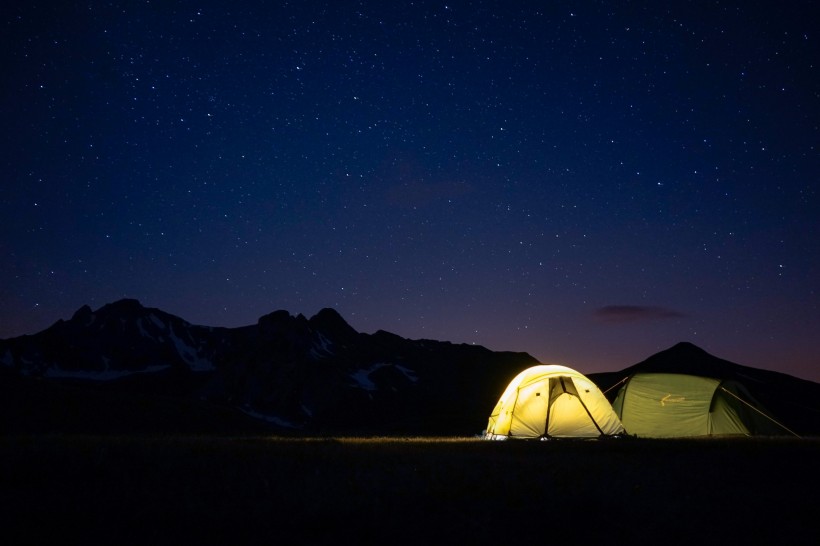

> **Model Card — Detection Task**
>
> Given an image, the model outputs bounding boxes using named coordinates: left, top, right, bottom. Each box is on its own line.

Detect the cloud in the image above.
left=594, top=305, right=686, bottom=323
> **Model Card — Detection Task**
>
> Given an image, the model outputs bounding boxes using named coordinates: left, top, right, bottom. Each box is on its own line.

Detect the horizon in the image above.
left=3, top=297, right=818, bottom=385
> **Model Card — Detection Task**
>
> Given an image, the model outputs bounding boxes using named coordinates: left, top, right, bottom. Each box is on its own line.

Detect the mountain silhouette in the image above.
left=2, top=301, right=819, bottom=436
left=0, top=299, right=537, bottom=435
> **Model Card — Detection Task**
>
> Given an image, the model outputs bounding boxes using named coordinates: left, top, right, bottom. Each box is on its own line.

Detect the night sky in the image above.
left=3, top=2, right=818, bottom=382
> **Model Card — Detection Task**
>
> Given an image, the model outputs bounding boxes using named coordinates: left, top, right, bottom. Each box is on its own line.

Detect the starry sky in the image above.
left=3, top=1, right=818, bottom=382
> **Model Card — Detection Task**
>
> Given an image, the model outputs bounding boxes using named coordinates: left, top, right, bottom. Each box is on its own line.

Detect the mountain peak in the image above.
left=628, top=341, right=738, bottom=378
left=102, top=298, right=145, bottom=313
left=309, top=308, right=358, bottom=340
left=668, top=341, right=706, bottom=353
left=257, top=309, right=293, bottom=325
left=71, top=304, right=93, bottom=322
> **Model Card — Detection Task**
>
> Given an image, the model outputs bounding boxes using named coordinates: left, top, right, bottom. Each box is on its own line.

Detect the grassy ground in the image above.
left=2, top=435, right=818, bottom=545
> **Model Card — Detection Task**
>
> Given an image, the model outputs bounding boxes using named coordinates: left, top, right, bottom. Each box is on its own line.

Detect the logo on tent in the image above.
left=660, top=393, right=686, bottom=406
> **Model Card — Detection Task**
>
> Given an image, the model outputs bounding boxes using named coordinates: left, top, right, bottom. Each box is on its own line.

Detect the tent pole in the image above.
left=602, top=375, right=630, bottom=396
left=576, top=393, right=605, bottom=436
left=543, top=381, right=553, bottom=439
left=560, top=377, right=606, bottom=436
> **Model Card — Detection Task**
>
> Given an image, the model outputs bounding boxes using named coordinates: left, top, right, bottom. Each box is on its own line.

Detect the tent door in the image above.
left=544, top=376, right=606, bottom=438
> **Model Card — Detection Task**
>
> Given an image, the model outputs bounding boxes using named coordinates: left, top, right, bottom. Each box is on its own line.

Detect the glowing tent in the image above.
left=484, top=364, right=625, bottom=439
left=610, top=373, right=793, bottom=437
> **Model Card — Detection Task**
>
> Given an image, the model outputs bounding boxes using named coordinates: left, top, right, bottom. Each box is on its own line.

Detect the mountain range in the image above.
left=2, top=299, right=819, bottom=436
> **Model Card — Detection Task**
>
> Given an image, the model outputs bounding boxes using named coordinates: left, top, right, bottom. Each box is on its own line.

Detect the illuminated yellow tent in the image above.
left=485, top=365, right=625, bottom=439
left=611, top=373, right=790, bottom=437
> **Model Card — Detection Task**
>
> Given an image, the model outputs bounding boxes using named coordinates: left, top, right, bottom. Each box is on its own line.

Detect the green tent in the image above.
left=611, top=373, right=791, bottom=437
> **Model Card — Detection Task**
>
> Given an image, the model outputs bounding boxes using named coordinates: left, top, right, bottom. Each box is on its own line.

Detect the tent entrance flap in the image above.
left=544, top=376, right=606, bottom=437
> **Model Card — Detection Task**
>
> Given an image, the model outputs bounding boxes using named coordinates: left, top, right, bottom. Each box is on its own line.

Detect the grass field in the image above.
left=2, top=435, right=818, bottom=545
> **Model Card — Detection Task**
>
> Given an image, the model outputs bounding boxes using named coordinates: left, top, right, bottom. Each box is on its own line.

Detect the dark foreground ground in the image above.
left=2, top=435, right=819, bottom=546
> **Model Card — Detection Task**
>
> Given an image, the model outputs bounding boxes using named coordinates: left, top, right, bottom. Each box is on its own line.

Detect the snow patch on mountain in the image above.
left=240, top=408, right=301, bottom=429
left=149, top=313, right=165, bottom=330
left=168, top=324, right=214, bottom=371
left=350, top=363, right=390, bottom=391
left=395, top=364, right=419, bottom=383
left=309, top=332, right=335, bottom=360
left=137, top=318, right=151, bottom=338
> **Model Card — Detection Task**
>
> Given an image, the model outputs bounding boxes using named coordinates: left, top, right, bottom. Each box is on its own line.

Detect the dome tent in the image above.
left=484, top=364, right=625, bottom=439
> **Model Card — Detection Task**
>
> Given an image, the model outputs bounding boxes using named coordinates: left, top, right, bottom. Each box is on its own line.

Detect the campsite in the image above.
left=2, top=433, right=819, bottom=545
left=4, top=365, right=820, bottom=546
left=3, top=304, right=820, bottom=544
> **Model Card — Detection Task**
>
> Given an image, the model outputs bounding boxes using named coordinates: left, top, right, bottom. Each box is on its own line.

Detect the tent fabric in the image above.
left=485, top=364, right=625, bottom=439
left=611, top=372, right=784, bottom=437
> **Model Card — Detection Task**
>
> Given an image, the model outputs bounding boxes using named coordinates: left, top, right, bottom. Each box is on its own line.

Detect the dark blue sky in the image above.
left=3, top=1, right=818, bottom=381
